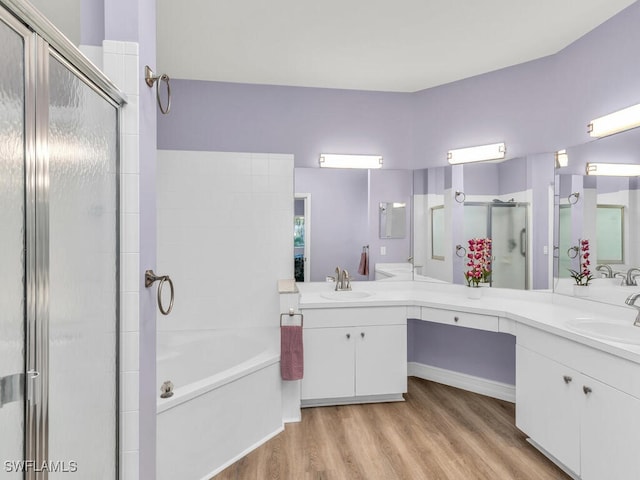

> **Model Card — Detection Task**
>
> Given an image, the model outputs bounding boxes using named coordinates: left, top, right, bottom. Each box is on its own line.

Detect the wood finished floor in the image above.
left=214, top=377, right=571, bottom=480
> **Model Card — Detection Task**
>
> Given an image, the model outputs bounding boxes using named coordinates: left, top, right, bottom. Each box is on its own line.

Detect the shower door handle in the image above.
left=520, top=228, right=526, bottom=257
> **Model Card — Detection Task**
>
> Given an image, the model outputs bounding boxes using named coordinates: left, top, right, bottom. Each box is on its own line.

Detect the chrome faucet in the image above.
left=595, top=264, right=613, bottom=278
left=624, top=293, right=640, bottom=327
left=334, top=267, right=352, bottom=291
left=626, top=268, right=640, bottom=286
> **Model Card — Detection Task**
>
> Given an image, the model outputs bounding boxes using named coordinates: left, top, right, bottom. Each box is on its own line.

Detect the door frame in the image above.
left=295, top=193, right=311, bottom=282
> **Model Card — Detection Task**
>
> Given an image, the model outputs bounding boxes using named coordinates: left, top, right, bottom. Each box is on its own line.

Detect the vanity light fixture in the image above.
left=555, top=149, right=568, bottom=168
left=585, top=162, right=640, bottom=176
left=447, top=142, right=506, bottom=165
left=318, top=154, right=383, bottom=169
left=588, top=103, right=640, bottom=138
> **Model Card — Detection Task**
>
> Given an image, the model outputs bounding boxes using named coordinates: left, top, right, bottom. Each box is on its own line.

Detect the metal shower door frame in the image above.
left=0, top=2, right=126, bottom=479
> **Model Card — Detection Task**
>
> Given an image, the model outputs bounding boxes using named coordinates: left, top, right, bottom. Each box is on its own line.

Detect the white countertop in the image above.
left=296, top=280, right=640, bottom=364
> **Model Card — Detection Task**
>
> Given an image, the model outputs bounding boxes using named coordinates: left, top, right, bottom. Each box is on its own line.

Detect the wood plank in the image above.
left=213, top=377, right=571, bottom=480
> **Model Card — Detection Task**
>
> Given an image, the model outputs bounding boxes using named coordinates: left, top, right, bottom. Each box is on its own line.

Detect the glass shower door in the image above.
left=0, top=14, right=27, bottom=479
left=463, top=203, right=529, bottom=289
left=491, top=204, right=528, bottom=289
left=47, top=55, right=119, bottom=478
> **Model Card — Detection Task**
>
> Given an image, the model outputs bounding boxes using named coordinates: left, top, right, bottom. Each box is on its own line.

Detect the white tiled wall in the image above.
left=156, top=150, right=294, bottom=332
left=101, top=39, right=141, bottom=480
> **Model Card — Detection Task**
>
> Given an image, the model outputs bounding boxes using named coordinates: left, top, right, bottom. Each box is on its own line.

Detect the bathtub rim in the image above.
left=157, top=351, right=279, bottom=414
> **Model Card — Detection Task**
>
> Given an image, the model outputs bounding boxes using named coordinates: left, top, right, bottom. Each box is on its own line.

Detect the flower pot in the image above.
left=573, top=284, right=590, bottom=297
left=467, top=286, right=482, bottom=299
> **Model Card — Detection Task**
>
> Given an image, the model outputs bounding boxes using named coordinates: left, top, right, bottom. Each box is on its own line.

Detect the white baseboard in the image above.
left=408, top=362, right=515, bottom=403
left=199, top=424, right=284, bottom=480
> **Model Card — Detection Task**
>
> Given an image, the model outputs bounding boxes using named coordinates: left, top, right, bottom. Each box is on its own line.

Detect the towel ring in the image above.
left=145, top=270, right=174, bottom=315
left=568, top=192, right=580, bottom=205
left=145, top=66, right=171, bottom=115
left=567, top=246, right=580, bottom=259
left=455, top=244, right=467, bottom=257
left=280, top=309, right=303, bottom=327
left=454, top=191, right=466, bottom=203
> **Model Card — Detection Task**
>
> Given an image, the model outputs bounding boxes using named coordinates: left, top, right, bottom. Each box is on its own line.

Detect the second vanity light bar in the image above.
left=585, top=162, right=640, bottom=176
left=588, top=103, right=640, bottom=138
left=447, top=142, right=506, bottom=165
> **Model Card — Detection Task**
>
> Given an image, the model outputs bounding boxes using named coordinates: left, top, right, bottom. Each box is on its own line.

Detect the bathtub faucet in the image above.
left=334, top=267, right=352, bottom=291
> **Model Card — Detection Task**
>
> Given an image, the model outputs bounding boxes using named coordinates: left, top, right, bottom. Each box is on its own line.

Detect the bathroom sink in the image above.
left=566, top=319, right=640, bottom=345
left=320, top=291, right=372, bottom=300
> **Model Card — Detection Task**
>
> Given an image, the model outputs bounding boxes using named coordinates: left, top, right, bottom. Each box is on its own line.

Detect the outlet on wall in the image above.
left=380, top=246, right=386, bottom=255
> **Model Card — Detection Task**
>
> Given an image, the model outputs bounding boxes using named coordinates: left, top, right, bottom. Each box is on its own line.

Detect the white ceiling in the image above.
left=157, top=0, right=636, bottom=92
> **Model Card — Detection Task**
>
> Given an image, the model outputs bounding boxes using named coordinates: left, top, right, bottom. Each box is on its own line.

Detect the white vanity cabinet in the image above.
left=516, top=325, right=640, bottom=479
left=300, top=306, right=407, bottom=406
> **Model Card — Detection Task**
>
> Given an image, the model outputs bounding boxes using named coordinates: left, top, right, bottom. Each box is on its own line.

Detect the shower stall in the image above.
left=0, top=2, right=123, bottom=478
left=464, top=201, right=529, bottom=289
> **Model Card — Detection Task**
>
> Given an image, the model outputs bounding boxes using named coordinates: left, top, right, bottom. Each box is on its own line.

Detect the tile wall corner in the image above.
left=103, top=39, right=141, bottom=480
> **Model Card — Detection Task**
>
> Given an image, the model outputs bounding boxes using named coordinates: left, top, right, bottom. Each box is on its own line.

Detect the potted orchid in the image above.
left=464, top=238, right=492, bottom=297
left=568, top=239, right=593, bottom=296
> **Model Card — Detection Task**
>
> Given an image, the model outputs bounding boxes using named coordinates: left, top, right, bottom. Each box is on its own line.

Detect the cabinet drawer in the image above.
left=421, top=306, right=499, bottom=332
left=517, top=324, right=640, bottom=400
left=301, top=306, right=406, bottom=328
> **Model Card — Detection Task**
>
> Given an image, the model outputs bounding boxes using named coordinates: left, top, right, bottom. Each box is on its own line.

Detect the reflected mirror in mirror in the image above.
left=379, top=202, right=406, bottom=239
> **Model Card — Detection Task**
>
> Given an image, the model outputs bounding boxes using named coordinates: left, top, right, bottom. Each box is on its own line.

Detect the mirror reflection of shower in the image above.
left=464, top=200, right=529, bottom=289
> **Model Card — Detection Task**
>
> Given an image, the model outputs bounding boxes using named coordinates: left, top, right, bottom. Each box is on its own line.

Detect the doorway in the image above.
left=294, top=193, right=311, bottom=282
left=0, top=4, right=122, bottom=479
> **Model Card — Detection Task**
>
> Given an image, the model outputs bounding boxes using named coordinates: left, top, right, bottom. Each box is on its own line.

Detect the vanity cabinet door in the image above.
left=515, top=345, right=581, bottom=476
left=355, top=325, right=407, bottom=397
left=301, top=327, right=355, bottom=400
left=580, top=376, right=640, bottom=480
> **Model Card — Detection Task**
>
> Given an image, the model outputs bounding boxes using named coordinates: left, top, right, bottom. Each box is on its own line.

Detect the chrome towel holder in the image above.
left=145, top=269, right=174, bottom=315
left=144, top=65, right=171, bottom=115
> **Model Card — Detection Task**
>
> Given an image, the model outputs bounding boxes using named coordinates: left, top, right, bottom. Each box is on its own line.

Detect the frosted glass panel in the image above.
left=0, top=17, right=25, bottom=478
left=48, top=56, right=118, bottom=478
left=597, top=205, right=624, bottom=263
left=491, top=205, right=527, bottom=289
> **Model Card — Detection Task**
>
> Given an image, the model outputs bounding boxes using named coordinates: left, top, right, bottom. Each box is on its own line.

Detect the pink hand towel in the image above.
left=281, top=325, right=304, bottom=380
left=357, top=251, right=369, bottom=276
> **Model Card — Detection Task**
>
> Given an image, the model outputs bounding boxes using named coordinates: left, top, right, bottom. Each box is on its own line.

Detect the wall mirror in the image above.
left=294, top=168, right=411, bottom=281
left=553, top=126, right=640, bottom=305
left=412, top=156, right=555, bottom=290
left=379, top=202, right=406, bottom=238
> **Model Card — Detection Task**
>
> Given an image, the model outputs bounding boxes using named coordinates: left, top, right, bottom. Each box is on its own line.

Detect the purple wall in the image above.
left=158, top=82, right=414, bottom=169
left=407, top=319, right=516, bottom=385
left=411, top=1, right=640, bottom=168
left=80, top=0, right=104, bottom=46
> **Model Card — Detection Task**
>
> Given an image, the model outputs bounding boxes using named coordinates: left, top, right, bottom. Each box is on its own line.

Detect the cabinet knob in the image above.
left=361, top=332, right=365, bottom=338
left=454, top=316, right=459, bottom=323
left=346, top=333, right=351, bottom=339
left=583, top=386, right=592, bottom=395
left=563, top=375, right=573, bottom=384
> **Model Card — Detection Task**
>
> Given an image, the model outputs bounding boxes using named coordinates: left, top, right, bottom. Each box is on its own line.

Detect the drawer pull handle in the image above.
left=563, top=375, right=572, bottom=384
left=454, top=316, right=459, bottom=322
left=361, top=332, right=365, bottom=338
left=346, top=333, right=351, bottom=339
left=583, top=386, right=592, bottom=395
